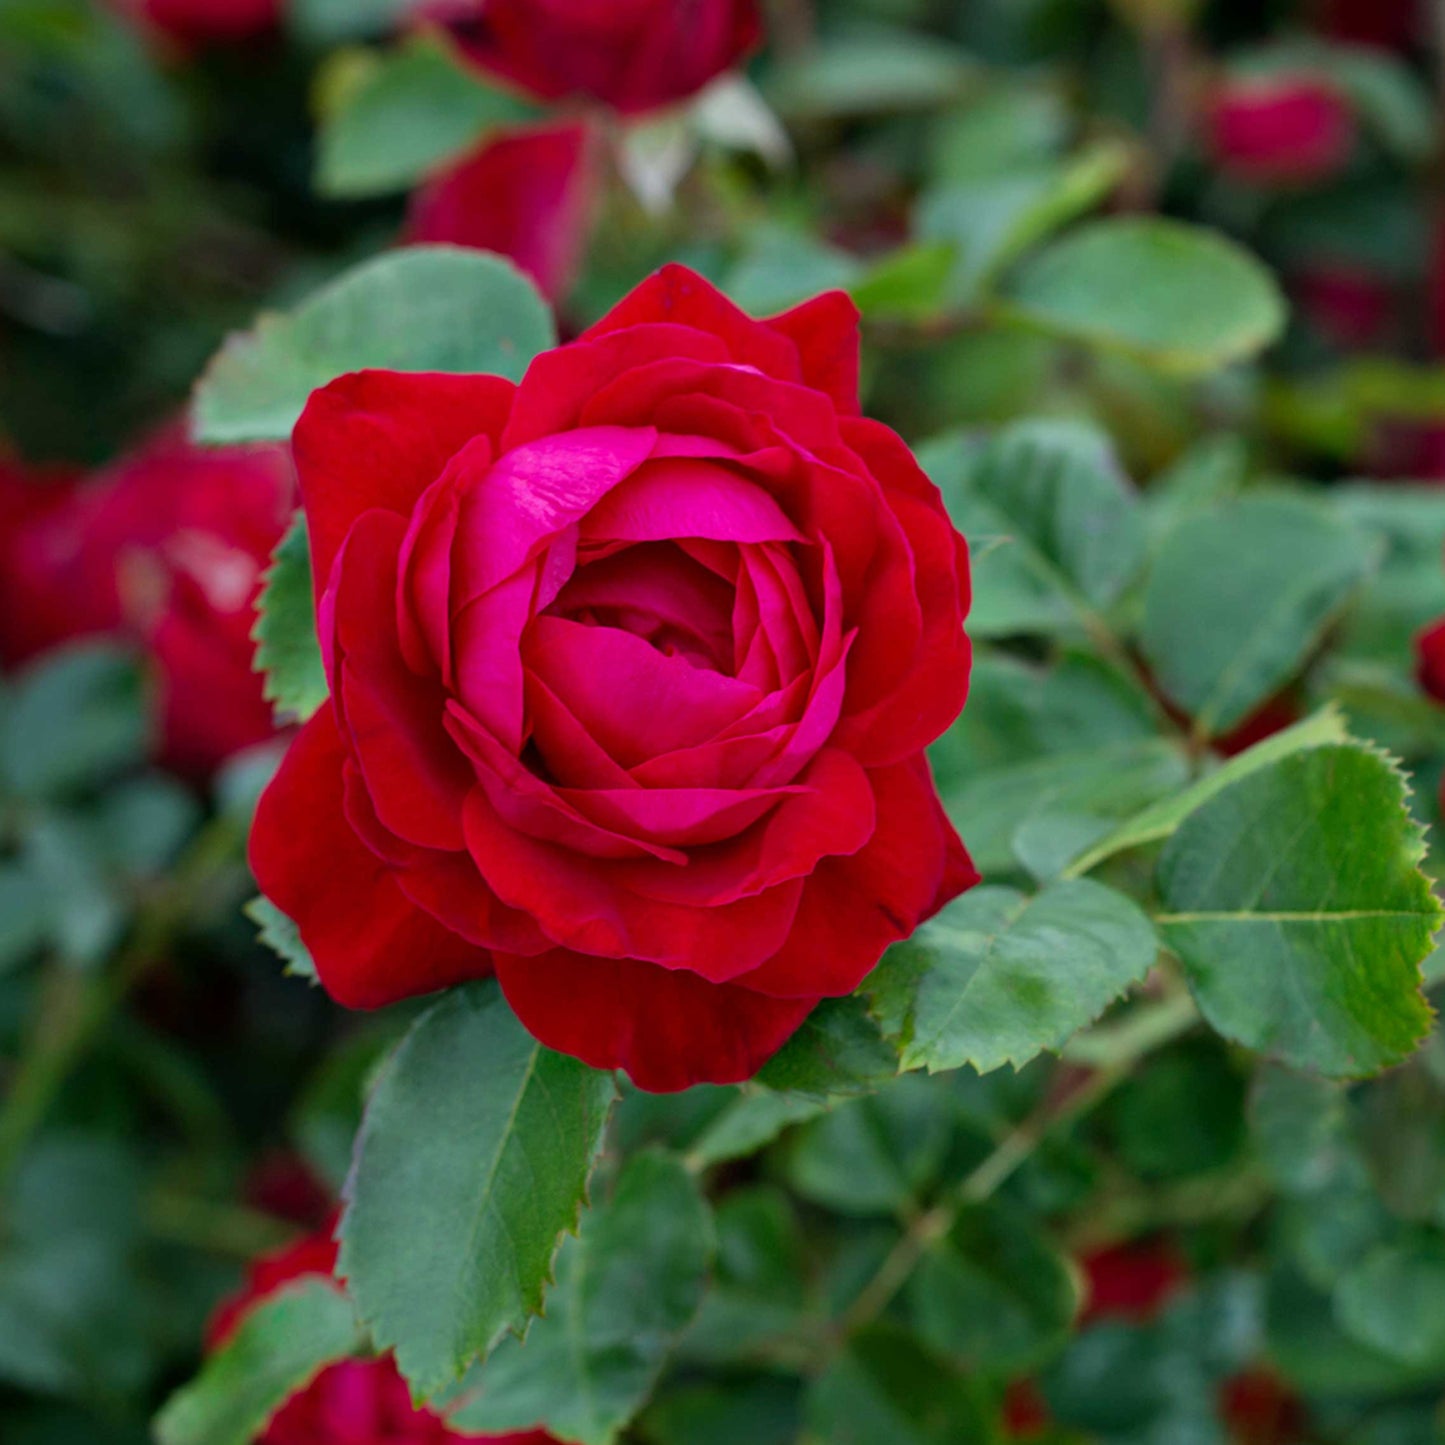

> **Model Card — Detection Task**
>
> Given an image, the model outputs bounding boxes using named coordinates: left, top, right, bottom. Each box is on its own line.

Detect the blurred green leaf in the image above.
left=339, top=983, right=616, bottom=1397
left=449, top=1151, right=713, bottom=1445
left=920, top=143, right=1130, bottom=304
left=1, top=643, right=147, bottom=801
left=1141, top=496, right=1380, bottom=737
left=1157, top=745, right=1439, bottom=1078
left=755, top=995, right=899, bottom=1100
left=1002, top=219, right=1287, bottom=375
left=685, top=1089, right=831, bottom=1170
left=923, top=419, right=1145, bottom=637
left=316, top=36, right=536, bottom=198
left=1334, top=1235, right=1445, bottom=1368
left=153, top=1281, right=363, bottom=1445
left=805, top=1324, right=997, bottom=1445
left=765, top=31, right=977, bottom=120
left=194, top=248, right=555, bottom=444
left=907, top=1201, right=1079, bottom=1370
left=868, top=879, right=1157, bottom=1075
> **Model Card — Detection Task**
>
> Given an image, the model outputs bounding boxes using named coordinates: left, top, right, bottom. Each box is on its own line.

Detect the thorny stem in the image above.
left=835, top=985, right=1199, bottom=1343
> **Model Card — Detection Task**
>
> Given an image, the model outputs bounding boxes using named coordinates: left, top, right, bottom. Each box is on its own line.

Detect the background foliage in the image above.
left=7, top=0, right=1445, bottom=1442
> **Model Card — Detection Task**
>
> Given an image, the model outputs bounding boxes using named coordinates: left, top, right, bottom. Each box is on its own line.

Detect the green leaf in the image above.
left=804, top=1325, right=996, bottom=1445
left=194, top=248, right=556, bottom=444
left=244, top=896, right=316, bottom=983
left=923, top=419, right=1145, bottom=638
left=1157, top=745, right=1439, bottom=1079
left=685, top=1089, right=832, bottom=1171
left=1, top=643, right=147, bottom=800
left=1001, top=218, right=1287, bottom=375
left=153, top=1280, right=363, bottom=1445
left=920, top=143, right=1130, bottom=305
left=1334, top=1236, right=1445, bottom=1368
left=316, top=36, right=535, bottom=198
left=253, top=513, right=327, bottom=725
left=338, top=984, right=616, bottom=1397
left=642, top=1376, right=803, bottom=1445
left=906, top=1202, right=1079, bottom=1370
left=867, top=880, right=1158, bottom=1076
left=786, top=1075, right=956, bottom=1218
left=1144, top=434, right=1248, bottom=545
left=449, top=1151, right=713, bottom=1445
left=681, top=1187, right=807, bottom=1365
left=0, top=864, right=49, bottom=974
left=753, top=995, right=899, bottom=1100
left=764, top=31, right=977, bottom=120
left=1140, top=495, right=1380, bottom=737
left=1063, top=706, right=1351, bottom=878
left=945, top=737, right=1188, bottom=879
left=287, top=0, right=415, bottom=43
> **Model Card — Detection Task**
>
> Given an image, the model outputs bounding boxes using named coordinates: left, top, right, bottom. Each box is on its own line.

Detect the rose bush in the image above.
left=210, top=1230, right=555, bottom=1445
left=251, top=264, right=975, bottom=1091
left=0, top=425, right=293, bottom=776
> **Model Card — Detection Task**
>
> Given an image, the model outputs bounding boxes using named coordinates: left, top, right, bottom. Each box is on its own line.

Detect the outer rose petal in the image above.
left=765, top=289, right=863, bottom=415
left=741, top=756, right=979, bottom=999
left=581, top=264, right=805, bottom=383
left=293, top=370, right=515, bottom=604
left=405, top=122, right=599, bottom=303
left=250, top=709, right=492, bottom=1008
left=493, top=949, right=816, bottom=1091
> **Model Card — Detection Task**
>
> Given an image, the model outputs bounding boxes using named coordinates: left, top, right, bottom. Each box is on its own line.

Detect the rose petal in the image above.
left=765, top=288, right=863, bottom=415
left=494, top=948, right=815, bottom=1092
left=294, top=371, right=513, bottom=605
left=249, top=709, right=491, bottom=1008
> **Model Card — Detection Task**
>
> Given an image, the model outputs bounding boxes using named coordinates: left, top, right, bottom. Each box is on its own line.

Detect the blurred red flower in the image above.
left=0, top=424, right=295, bottom=778
left=113, top=0, right=281, bottom=46
left=405, top=122, right=600, bottom=303
left=1204, top=73, right=1355, bottom=187
left=208, top=1228, right=554, bottom=1444
left=436, top=0, right=761, bottom=117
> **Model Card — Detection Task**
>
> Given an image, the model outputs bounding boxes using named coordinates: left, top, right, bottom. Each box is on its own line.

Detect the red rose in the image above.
left=436, top=0, right=761, bottom=116
left=1314, top=0, right=1420, bottom=51
left=1292, top=263, right=1395, bottom=350
left=249, top=265, right=976, bottom=1091
left=0, top=424, right=295, bottom=777
left=208, top=1229, right=553, bottom=1444
left=1219, top=1367, right=1306, bottom=1444
left=405, top=122, right=600, bottom=303
left=1204, top=73, right=1355, bottom=187
left=112, top=0, right=281, bottom=45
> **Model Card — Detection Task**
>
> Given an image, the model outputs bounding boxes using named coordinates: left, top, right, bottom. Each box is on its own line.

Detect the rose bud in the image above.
left=1080, top=1238, right=1189, bottom=1324
left=209, top=1229, right=555, bottom=1444
left=1204, top=72, right=1355, bottom=187
left=0, top=424, right=295, bottom=778
left=250, top=265, right=977, bottom=1091
left=404, top=123, right=600, bottom=304
left=433, top=0, right=761, bottom=116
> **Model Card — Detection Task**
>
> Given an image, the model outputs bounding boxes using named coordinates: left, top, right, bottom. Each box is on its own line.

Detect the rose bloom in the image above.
left=1417, top=616, right=1445, bottom=702
left=1204, top=73, right=1355, bottom=187
left=0, top=425, right=295, bottom=778
left=405, top=122, right=599, bottom=304
left=434, top=0, right=761, bottom=117
left=209, top=1230, right=553, bottom=1445
left=250, top=266, right=976, bottom=1091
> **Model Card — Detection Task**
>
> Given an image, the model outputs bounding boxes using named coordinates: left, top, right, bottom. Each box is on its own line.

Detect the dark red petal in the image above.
left=404, top=121, right=599, bottom=303
left=249, top=709, right=491, bottom=1009
left=766, top=289, right=863, bottom=415
left=293, top=370, right=514, bottom=605
left=462, top=786, right=804, bottom=980
left=330, top=510, right=472, bottom=851
left=494, top=948, right=815, bottom=1091
left=741, top=755, right=978, bottom=999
